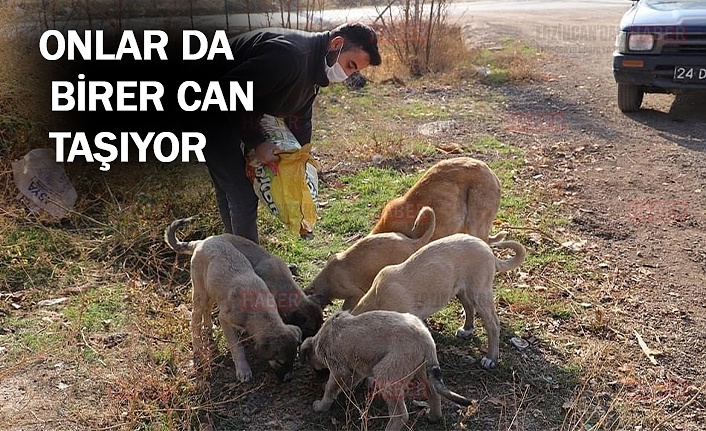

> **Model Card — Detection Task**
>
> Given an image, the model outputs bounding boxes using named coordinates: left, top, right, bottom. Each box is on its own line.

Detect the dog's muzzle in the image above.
left=270, top=360, right=294, bottom=382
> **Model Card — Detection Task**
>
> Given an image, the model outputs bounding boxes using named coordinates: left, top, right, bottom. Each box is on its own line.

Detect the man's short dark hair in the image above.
left=331, top=23, right=382, bottom=66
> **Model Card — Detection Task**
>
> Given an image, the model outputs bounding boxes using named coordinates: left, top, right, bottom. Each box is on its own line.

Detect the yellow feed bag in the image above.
left=244, top=116, right=320, bottom=238
left=269, top=144, right=319, bottom=237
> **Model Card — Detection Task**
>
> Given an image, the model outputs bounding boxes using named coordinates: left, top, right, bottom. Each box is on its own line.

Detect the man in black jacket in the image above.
left=197, top=23, right=381, bottom=244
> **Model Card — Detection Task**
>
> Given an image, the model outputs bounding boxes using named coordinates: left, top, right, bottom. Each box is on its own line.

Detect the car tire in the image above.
left=617, top=83, right=644, bottom=112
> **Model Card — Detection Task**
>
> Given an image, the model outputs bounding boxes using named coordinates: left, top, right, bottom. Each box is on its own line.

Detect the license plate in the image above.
left=673, top=66, right=706, bottom=82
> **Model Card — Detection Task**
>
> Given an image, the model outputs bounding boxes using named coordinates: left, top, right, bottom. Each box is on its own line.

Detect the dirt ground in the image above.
left=461, top=4, right=706, bottom=428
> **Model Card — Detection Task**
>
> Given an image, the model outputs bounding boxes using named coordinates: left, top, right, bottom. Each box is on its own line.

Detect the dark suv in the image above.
left=612, top=0, right=706, bottom=112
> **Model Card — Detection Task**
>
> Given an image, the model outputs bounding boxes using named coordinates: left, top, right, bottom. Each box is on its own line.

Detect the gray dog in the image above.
left=301, top=310, right=473, bottom=431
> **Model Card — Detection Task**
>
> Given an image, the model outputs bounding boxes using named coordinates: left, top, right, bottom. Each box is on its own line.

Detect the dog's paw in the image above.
left=427, top=411, right=442, bottom=423
left=480, top=357, right=497, bottom=370
left=455, top=327, right=474, bottom=338
left=236, top=368, right=253, bottom=383
left=313, top=399, right=330, bottom=412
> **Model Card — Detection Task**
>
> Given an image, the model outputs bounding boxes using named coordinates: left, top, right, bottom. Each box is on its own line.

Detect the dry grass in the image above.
left=0, top=14, right=51, bottom=159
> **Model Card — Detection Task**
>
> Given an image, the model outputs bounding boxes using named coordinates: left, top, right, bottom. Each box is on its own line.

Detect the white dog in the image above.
left=352, top=233, right=526, bottom=369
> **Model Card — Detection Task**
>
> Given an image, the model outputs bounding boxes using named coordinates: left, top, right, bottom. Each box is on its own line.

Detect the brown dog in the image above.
left=304, top=207, right=436, bottom=310
left=372, top=157, right=503, bottom=243
left=300, top=310, right=473, bottom=431
left=164, top=225, right=301, bottom=382
left=166, top=218, right=323, bottom=340
left=352, top=233, right=526, bottom=370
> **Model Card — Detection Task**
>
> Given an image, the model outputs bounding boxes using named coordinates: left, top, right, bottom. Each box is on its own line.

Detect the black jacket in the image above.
left=201, top=28, right=331, bottom=149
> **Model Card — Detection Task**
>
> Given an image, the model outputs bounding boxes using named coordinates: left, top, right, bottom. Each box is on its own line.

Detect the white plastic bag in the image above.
left=12, top=148, right=77, bottom=218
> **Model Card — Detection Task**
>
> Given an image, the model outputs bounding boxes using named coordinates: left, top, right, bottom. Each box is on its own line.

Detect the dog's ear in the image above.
left=307, top=293, right=329, bottom=310
left=287, top=310, right=306, bottom=327
left=286, top=324, right=303, bottom=344
left=411, top=206, right=435, bottom=240
left=330, top=309, right=350, bottom=321
left=303, top=299, right=324, bottom=326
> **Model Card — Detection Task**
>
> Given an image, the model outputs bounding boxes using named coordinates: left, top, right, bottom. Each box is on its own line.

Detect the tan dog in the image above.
left=304, top=207, right=436, bottom=310
left=372, top=157, right=504, bottom=243
left=300, top=310, right=473, bottom=431
left=165, top=223, right=302, bottom=382
left=352, top=233, right=526, bottom=369
left=167, top=218, right=323, bottom=339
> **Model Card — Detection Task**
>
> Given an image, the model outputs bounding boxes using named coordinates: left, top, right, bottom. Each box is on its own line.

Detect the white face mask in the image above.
left=325, top=45, right=349, bottom=83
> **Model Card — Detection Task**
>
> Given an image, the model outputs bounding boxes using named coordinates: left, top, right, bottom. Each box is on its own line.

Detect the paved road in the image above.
left=302, top=0, right=629, bottom=27
left=13, top=0, right=630, bottom=35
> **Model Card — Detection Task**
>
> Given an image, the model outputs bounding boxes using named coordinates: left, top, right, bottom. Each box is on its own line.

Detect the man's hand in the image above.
left=254, top=140, right=280, bottom=165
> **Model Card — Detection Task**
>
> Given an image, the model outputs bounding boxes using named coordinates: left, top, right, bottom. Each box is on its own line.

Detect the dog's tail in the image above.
left=491, top=240, right=526, bottom=272
left=164, top=217, right=199, bottom=254
left=488, top=230, right=508, bottom=243
left=410, top=206, right=436, bottom=245
left=427, top=364, right=473, bottom=406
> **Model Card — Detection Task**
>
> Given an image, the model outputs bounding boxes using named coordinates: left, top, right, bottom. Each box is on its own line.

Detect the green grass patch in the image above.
left=472, top=135, right=523, bottom=155
left=427, top=300, right=465, bottom=339
left=497, top=285, right=572, bottom=319
left=1, top=224, right=83, bottom=292
left=319, top=167, right=420, bottom=234
left=258, top=166, right=423, bottom=284
left=473, top=39, right=542, bottom=85
left=63, top=284, right=128, bottom=333
left=0, top=315, right=66, bottom=358
left=319, top=84, right=450, bottom=121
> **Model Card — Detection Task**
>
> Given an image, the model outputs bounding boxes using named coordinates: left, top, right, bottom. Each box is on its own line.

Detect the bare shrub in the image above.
left=373, top=0, right=448, bottom=76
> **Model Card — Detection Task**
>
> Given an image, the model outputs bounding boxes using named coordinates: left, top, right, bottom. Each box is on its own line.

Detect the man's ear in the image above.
left=328, top=36, right=344, bottom=51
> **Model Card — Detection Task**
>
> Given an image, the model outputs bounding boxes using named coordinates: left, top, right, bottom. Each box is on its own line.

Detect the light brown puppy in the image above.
left=352, top=233, right=526, bottom=370
left=222, top=235, right=324, bottom=339
left=304, top=207, right=436, bottom=310
left=300, top=310, right=473, bottom=431
left=165, top=223, right=302, bottom=383
left=166, top=218, right=323, bottom=340
left=372, top=157, right=504, bottom=243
